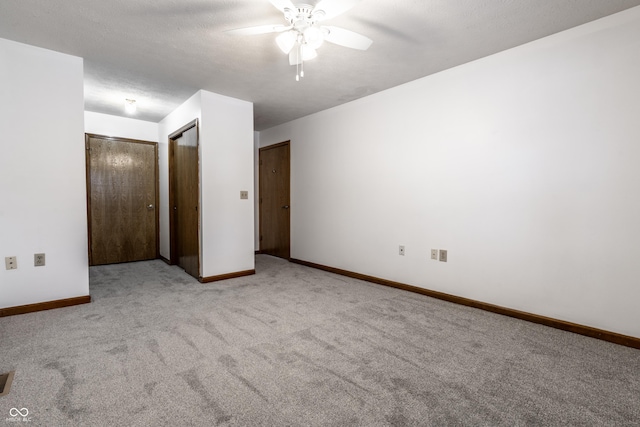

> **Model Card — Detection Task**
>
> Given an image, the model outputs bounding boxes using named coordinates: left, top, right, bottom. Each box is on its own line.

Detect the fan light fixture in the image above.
left=280, top=4, right=326, bottom=81
left=226, top=0, right=372, bottom=81
left=303, top=26, right=324, bottom=49
left=276, top=31, right=296, bottom=54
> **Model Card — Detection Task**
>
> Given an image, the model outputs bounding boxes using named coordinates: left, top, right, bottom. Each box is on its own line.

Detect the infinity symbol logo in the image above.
left=9, top=408, right=29, bottom=417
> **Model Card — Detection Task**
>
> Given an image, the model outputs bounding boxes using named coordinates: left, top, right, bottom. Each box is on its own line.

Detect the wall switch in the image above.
left=399, top=245, right=405, bottom=256
left=240, top=191, right=248, bottom=199
left=34, top=253, right=45, bottom=267
left=439, top=249, right=448, bottom=262
left=5, top=256, right=17, bottom=270
left=431, top=249, right=438, bottom=260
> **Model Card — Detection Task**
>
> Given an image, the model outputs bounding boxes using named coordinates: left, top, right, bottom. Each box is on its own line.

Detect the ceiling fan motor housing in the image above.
left=284, top=4, right=325, bottom=27
left=282, top=3, right=329, bottom=50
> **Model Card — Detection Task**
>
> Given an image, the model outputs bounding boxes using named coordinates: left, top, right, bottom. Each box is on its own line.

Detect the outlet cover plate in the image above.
left=240, top=191, right=249, bottom=199
left=34, top=253, right=45, bottom=267
left=5, top=256, right=17, bottom=270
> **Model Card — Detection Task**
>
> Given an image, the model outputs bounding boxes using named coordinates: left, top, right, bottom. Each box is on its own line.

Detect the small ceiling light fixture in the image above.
left=125, top=99, right=137, bottom=114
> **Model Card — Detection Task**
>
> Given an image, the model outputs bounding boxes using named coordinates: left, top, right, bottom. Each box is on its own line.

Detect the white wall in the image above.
left=258, top=7, right=640, bottom=338
left=199, top=91, right=254, bottom=277
left=158, top=91, right=254, bottom=278
left=0, top=38, right=88, bottom=308
left=84, top=111, right=159, bottom=142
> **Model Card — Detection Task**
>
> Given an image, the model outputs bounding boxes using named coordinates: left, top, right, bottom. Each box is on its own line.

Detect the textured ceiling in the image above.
left=1, top=0, right=639, bottom=130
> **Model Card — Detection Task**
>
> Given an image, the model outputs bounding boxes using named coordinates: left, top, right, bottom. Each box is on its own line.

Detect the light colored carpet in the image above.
left=1, top=255, right=639, bottom=426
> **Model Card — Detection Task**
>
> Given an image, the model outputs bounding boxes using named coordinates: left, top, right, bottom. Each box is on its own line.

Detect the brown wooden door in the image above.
left=170, top=124, right=200, bottom=278
left=259, top=141, right=290, bottom=259
left=86, top=135, right=158, bottom=265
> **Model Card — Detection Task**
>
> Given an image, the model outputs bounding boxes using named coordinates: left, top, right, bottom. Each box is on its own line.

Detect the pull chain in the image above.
left=296, top=44, right=300, bottom=81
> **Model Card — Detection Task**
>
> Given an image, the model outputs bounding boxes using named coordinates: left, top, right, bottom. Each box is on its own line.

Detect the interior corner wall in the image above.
left=258, top=7, right=640, bottom=339
left=0, top=38, right=88, bottom=308
left=84, top=111, right=159, bottom=142
left=158, top=91, right=254, bottom=278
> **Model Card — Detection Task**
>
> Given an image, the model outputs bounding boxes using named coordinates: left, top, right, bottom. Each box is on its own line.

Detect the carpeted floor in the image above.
left=1, top=255, right=639, bottom=426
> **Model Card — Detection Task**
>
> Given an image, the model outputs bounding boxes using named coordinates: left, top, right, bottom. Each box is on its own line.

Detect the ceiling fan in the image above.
left=226, top=0, right=372, bottom=80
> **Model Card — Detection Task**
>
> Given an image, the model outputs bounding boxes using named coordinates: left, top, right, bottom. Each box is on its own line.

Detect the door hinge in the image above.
left=260, top=235, right=263, bottom=241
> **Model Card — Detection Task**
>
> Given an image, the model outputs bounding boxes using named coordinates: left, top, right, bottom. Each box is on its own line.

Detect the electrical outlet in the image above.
left=431, top=249, right=438, bottom=260
left=399, top=245, right=405, bottom=256
left=439, top=249, right=448, bottom=262
left=34, top=253, right=45, bottom=267
left=5, top=256, right=17, bottom=270
left=240, top=190, right=248, bottom=200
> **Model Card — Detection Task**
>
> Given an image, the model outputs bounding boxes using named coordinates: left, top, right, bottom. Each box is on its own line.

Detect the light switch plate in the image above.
left=240, top=191, right=248, bottom=199
left=439, top=249, right=448, bottom=262
left=431, top=249, right=438, bottom=260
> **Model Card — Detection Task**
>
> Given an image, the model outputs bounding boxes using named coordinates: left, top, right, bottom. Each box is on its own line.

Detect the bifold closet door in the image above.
left=172, top=126, right=200, bottom=278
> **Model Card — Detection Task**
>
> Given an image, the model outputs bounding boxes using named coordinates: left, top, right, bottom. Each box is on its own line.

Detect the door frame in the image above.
left=84, top=133, right=160, bottom=265
left=259, top=140, right=291, bottom=259
left=168, top=119, right=200, bottom=274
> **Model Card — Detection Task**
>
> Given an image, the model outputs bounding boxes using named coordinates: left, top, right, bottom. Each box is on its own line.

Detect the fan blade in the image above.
left=225, top=24, right=290, bottom=36
left=313, top=0, right=361, bottom=21
left=323, top=26, right=372, bottom=50
left=270, top=0, right=295, bottom=13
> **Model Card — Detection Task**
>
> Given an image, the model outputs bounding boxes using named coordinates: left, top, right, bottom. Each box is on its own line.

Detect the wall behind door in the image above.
left=85, top=111, right=159, bottom=142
